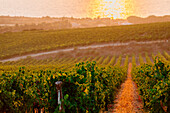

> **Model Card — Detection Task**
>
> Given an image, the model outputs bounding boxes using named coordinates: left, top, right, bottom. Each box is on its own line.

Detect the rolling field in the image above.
left=0, top=22, right=170, bottom=59
left=0, top=22, right=170, bottom=113
left=0, top=51, right=169, bottom=67
left=0, top=51, right=169, bottom=112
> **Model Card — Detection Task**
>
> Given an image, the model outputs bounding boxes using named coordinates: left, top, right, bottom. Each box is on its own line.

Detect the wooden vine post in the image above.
left=55, top=81, right=64, bottom=112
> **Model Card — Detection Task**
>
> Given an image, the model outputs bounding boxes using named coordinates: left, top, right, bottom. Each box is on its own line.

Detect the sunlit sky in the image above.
left=0, top=0, right=170, bottom=19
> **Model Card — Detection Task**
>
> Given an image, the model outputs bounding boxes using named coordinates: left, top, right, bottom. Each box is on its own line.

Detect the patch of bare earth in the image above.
left=112, top=63, right=143, bottom=113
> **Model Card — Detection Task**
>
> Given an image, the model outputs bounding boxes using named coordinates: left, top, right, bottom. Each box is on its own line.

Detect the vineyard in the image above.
left=0, top=60, right=128, bottom=112
left=0, top=22, right=170, bottom=59
left=0, top=21, right=170, bottom=113
left=132, top=58, right=170, bottom=112
left=1, top=51, right=169, bottom=68
left=0, top=50, right=169, bottom=112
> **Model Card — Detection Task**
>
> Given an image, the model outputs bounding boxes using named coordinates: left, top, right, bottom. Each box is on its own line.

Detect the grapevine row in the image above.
left=132, top=58, right=169, bottom=112
left=0, top=22, right=169, bottom=59
left=0, top=61, right=127, bottom=112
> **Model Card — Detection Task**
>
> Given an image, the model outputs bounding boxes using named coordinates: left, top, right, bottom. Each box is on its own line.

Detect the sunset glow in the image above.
left=0, top=0, right=170, bottom=19
left=88, top=0, right=135, bottom=19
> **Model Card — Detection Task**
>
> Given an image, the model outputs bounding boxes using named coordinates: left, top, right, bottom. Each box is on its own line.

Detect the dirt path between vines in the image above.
left=112, top=63, right=143, bottom=113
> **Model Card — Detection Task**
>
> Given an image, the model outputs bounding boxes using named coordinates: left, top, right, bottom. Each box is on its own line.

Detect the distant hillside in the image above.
left=0, top=16, right=61, bottom=25
left=0, top=22, right=169, bottom=59
left=0, top=16, right=128, bottom=33
left=127, top=15, right=170, bottom=24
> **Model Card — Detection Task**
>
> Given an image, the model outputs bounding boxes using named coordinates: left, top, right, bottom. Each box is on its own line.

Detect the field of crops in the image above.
left=132, top=55, right=170, bottom=112
left=0, top=51, right=169, bottom=112
left=0, top=21, right=170, bottom=112
left=0, top=51, right=169, bottom=70
left=0, top=22, right=170, bottom=59
left=0, top=59, right=128, bottom=112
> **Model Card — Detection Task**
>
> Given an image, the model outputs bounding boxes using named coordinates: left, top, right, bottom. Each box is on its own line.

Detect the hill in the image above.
left=127, top=15, right=170, bottom=24
left=0, top=22, right=170, bottom=60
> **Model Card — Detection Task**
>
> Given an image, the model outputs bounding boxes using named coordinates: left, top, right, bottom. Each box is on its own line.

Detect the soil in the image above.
left=112, top=63, right=143, bottom=113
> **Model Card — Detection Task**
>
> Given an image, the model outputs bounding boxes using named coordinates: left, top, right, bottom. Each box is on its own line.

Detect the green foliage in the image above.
left=132, top=59, right=170, bottom=113
left=164, top=51, right=170, bottom=61
left=108, top=56, right=116, bottom=66
left=0, top=62, right=126, bottom=112
left=102, top=56, right=110, bottom=65
left=0, top=22, right=170, bottom=59
left=157, top=52, right=170, bottom=64
left=139, top=54, right=144, bottom=65
left=115, top=55, right=122, bottom=67
left=132, top=54, right=136, bottom=69
left=145, top=52, right=153, bottom=65
left=123, top=55, right=129, bottom=72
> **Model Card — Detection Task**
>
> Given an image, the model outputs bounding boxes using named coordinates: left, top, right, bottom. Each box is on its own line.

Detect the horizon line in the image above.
left=1, top=14, right=170, bottom=20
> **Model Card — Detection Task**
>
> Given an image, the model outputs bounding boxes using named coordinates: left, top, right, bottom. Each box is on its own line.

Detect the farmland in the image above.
left=0, top=22, right=170, bottom=60
left=0, top=51, right=169, bottom=112
left=0, top=22, right=170, bottom=113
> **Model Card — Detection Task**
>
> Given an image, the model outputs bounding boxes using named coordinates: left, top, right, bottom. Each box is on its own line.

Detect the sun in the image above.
left=90, top=0, right=134, bottom=19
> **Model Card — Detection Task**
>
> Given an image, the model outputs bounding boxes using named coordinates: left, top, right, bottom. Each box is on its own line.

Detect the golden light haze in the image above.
left=0, top=0, right=170, bottom=19
left=88, top=0, right=135, bottom=19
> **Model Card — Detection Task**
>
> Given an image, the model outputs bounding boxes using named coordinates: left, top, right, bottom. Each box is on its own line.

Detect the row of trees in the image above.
left=0, top=20, right=72, bottom=33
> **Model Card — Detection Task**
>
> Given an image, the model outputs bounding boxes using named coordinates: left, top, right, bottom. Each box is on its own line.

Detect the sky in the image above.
left=0, top=0, right=170, bottom=19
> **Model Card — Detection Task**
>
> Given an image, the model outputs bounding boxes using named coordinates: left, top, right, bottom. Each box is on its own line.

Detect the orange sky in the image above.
left=0, top=0, right=170, bottom=19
